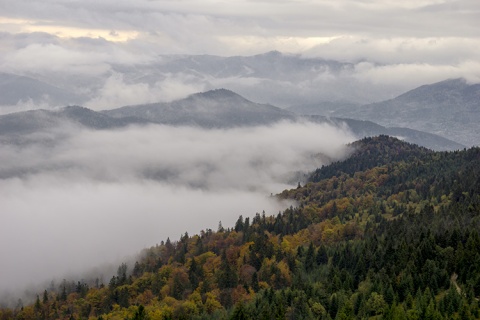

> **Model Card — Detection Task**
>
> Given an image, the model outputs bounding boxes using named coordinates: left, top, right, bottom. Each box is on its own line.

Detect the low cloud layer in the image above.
left=1, top=0, right=479, bottom=109
left=85, top=73, right=206, bottom=110
left=0, top=121, right=354, bottom=297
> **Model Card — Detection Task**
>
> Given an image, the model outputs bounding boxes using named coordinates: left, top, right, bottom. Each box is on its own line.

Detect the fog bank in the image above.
left=0, top=121, right=354, bottom=297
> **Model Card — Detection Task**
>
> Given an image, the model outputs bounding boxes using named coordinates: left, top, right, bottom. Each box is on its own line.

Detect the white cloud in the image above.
left=352, top=60, right=480, bottom=88
left=85, top=73, right=206, bottom=109
left=304, top=36, right=480, bottom=65
left=0, top=178, right=289, bottom=294
left=0, top=0, right=478, bottom=105
left=1, top=0, right=479, bottom=57
left=1, top=43, right=110, bottom=75
left=0, top=121, right=354, bottom=294
left=0, top=38, right=156, bottom=76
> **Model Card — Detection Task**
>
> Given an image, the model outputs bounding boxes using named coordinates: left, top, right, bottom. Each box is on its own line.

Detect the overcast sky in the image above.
left=0, top=0, right=479, bottom=110
left=0, top=0, right=479, bottom=63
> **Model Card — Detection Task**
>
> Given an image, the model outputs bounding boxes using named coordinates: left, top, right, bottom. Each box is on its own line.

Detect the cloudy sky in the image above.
left=0, top=0, right=479, bottom=66
left=0, top=0, right=478, bottom=110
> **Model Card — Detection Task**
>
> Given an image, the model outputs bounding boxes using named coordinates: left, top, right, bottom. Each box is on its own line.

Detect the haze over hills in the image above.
left=0, top=73, right=85, bottom=110
left=0, top=89, right=464, bottom=151
left=1, top=51, right=432, bottom=112
left=103, top=88, right=296, bottom=128
left=152, top=51, right=350, bottom=81
left=0, top=106, right=146, bottom=135
left=1, top=52, right=477, bottom=147
left=290, top=78, right=480, bottom=147
left=306, top=116, right=464, bottom=151
left=109, top=51, right=372, bottom=107
left=353, top=78, right=480, bottom=147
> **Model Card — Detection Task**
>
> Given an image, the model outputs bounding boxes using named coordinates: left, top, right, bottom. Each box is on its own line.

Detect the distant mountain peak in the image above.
left=62, top=105, right=91, bottom=113
left=396, top=77, right=471, bottom=101
left=0, top=72, right=85, bottom=106
left=263, top=50, right=282, bottom=56
left=439, top=78, right=467, bottom=84
left=331, top=78, right=479, bottom=147
left=189, top=88, right=243, bottom=100
left=102, top=88, right=296, bottom=128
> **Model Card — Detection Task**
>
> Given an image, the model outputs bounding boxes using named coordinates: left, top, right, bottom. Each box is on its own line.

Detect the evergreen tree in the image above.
left=305, top=242, right=315, bottom=271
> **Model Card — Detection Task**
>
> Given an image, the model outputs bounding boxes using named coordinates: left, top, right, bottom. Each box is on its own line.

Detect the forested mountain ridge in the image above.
left=2, top=136, right=480, bottom=319
left=308, top=135, right=433, bottom=182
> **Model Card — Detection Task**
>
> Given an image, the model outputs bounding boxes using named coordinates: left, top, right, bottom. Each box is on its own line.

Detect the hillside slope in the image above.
left=308, top=116, right=464, bottom=151
left=0, top=73, right=84, bottom=107
left=335, top=79, right=480, bottom=147
left=2, top=136, right=479, bottom=319
left=103, top=88, right=297, bottom=128
left=0, top=89, right=464, bottom=151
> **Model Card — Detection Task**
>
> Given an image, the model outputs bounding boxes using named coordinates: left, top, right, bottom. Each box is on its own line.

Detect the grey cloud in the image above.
left=2, top=0, right=479, bottom=52
left=84, top=72, right=206, bottom=110
left=0, top=122, right=354, bottom=189
left=304, top=36, right=480, bottom=65
left=1, top=0, right=478, bottom=82
left=0, top=121, right=354, bottom=295
left=0, top=178, right=290, bottom=295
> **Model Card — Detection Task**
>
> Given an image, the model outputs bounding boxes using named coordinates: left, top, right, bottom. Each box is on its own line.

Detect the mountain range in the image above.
left=1, top=52, right=478, bottom=147
left=0, top=72, right=84, bottom=108
left=290, top=78, right=480, bottom=147
left=0, top=51, right=414, bottom=112
left=0, top=89, right=464, bottom=151
left=103, top=89, right=295, bottom=128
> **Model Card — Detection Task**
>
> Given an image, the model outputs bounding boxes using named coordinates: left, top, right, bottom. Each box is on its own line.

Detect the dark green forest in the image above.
left=2, top=135, right=479, bottom=320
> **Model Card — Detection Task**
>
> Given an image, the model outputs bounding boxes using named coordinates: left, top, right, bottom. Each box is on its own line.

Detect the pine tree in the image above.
left=230, top=302, right=248, bottom=320
left=42, top=290, right=48, bottom=304
left=316, top=245, right=328, bottom=265
left=305, top=242, right=315, bottom=271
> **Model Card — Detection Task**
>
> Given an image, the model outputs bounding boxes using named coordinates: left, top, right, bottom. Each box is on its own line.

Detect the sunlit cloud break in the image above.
left=0, top=17, right=138, bottom=42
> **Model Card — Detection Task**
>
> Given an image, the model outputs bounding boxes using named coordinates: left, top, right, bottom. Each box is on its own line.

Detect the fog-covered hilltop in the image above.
left=151, top=51, right=350, bottom=81
left=0, top=72, right=85, bottom=108
left=354, top=78, right=480, bottom=147
left=0, top=88, right=464, bottom=151
left=293, top=78, right=479, bottom=147
left=103, top=88, right=297, bottom=128
left=109, top=51, right=367, bottom=107
left=0, top=106, right=146, bottom=135
left=1, top=51, right=423, bottom=112
left=2, top=53, right=478, bottom=148
left=306, top=116, right=465, bottom=152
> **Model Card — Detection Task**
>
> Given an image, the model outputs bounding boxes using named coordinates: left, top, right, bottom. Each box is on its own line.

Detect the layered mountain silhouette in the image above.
left=150, top=51, right=352, bottom=82
left=103, top=89, right=296, bottom=127
left=306, top=116, right=464, bottom=151
left=0, top=89, right=464, bottom=151
left=0, top=106, right=146, bottom=135
left=2, top=52, right=478, bottom=147
left=0, top=72, right=84, bottom=107
left=291, top=78, right=479, bottom=147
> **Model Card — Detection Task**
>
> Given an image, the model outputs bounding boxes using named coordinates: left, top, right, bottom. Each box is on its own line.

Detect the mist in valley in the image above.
left=0, top=121, right=355, bottom=301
